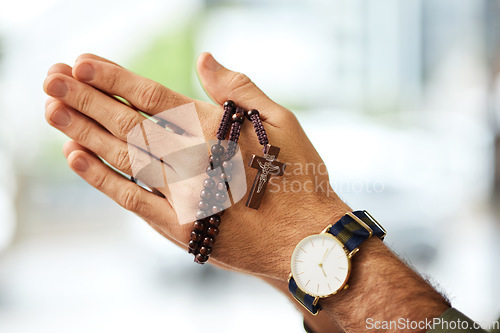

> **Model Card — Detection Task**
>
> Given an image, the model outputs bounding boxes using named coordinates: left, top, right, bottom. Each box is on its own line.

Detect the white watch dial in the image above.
left=290, top=233, right=350, bottom=297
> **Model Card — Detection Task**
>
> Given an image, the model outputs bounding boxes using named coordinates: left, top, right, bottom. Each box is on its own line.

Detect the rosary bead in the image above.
left=206, top=165, right=218, bottom=177
left=216, top=181, right=228, bottom=191
left=207, top=226, right=219, bottom=238
left=188, top=240, right=200, bottom=250
left=203, top=178, right=216, bottom=190
left=220, top=172, right=232, bottom=183
left=195, top=210, right=208, bottom=220
left=246, top=109, right=259, bottom=119
left=224, top=100, right=235, bottom=109
left=211, top=144, right=225, bottom=157
left=199, top=246, right=212, bottom=256
left=191, top=231, right=202, bottom=242
left=193, top=220, right=206, bottom=232
left=214, top=191, right=227, bottom=203
left=195, top=253, right=209, bottom=263
left=200, top=189, right=214, bottom=201
left=211, top=204, right=224, bottom=215
left=198, top=200, right=210, bottom=211
left=222, top=161, right=233, bottom=171
left=209, top=155, right=222, bottom=168
left=208, top=215, right=221, bottom=227
left=231, top=114, right=245, bottom=124
left=203, top=236, right=215, bottom=247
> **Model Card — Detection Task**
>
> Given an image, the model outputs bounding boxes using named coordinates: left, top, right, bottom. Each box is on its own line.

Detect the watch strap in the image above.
left=288, top=276, right=320, bottom=315
left=328, top=210, right=385, bottom=252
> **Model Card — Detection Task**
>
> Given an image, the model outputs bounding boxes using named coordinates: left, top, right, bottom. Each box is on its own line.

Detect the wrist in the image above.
left=271, top=198, right=351, bottom=282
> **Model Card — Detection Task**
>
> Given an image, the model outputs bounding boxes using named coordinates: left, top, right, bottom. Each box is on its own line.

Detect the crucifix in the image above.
left=246, top=144, right=286, bottom=209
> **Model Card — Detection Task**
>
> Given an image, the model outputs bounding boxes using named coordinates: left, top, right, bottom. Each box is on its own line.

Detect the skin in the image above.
left=44, top=54, right=450, bottom=332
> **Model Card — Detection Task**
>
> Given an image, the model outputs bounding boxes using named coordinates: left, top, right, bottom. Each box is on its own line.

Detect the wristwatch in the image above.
left=288, top=210, right=386, bottom=315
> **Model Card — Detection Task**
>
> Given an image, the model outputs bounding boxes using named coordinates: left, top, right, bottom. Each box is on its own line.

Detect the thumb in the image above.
left=196, top=52, right=285, bottom=123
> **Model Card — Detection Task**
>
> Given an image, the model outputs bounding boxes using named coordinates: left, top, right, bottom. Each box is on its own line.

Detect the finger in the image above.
left=66, top=148, right=180, bottom=234
left=45, top=100, right=134, bottom=174
left=196, top=52, right=287, bottom=124
left=72, top=57, right=192, bottom=114
left=44, top=73, right=145, bottom=141
left=75, top=53, right=122, bottom=68
left=63, top=140, right=94, bottom=158
left=47, top=63, right=72, bottom=76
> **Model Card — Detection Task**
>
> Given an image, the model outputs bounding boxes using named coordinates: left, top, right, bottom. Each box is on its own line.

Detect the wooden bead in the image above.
left=222, top=161, right=233, bottom=171
left=191, top=231, right=202, bottom=242
left=188, top=240, right=200, bottom=250
left=207, top=227, right=219, bottom=238
left=200, top=189, right=214, bottom=201
left=195, top=253, right=209, bottom=263
left=193, top=220, right=206, bottom=232
left=232, top=114, right=245, bottom=123
left=246, top=109, right=259, bottom=119
left=206, top=165, right=217, bottom=177
left=198, top=200, right=210, bottom=211
left=211, top=204, right=224, bottom=215
left=209, top=155, right=222, bottom=168
left=208, top=215, right=221, bottom=227
left=203, top=237, right=215, bottom=247
left=211, top=144, right=225, bottom=157
left=195, top=210, right=208, bottom=220
left=224, top=100, right=235, bottom=109
left=214, top=191, right=227, bottom=203
left=199, top=246, right=212, bottom=256
left=216, top=181, right=228, bottom=191
left=220, top=172, right=232, bottom=183
left=203, top=178, right=215, bottom=190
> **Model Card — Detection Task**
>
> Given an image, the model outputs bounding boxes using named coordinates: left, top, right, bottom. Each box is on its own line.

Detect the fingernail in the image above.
left=204, top=54, right=222, bottom=72
left=47, top=79, right=68, bottom=97
left=72, top=156, right=89, bottom=172
left=50, top=107, right=71, bottom=126
left=76, top=63, right=95, bottom=81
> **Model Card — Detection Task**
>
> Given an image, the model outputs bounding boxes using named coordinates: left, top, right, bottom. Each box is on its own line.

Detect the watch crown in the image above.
left=344, top=284, right=349, bottom=290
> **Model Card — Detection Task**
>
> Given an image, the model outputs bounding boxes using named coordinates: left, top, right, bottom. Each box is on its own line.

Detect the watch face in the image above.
left=290, top=233, right=350, bottom=297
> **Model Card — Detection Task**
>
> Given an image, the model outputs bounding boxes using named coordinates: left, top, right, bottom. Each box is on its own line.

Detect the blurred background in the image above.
left=1, top=0, right=500, bottom=332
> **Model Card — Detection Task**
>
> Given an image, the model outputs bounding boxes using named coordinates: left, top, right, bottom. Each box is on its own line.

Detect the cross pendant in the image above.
left=246, top=144, right=286, bottom=210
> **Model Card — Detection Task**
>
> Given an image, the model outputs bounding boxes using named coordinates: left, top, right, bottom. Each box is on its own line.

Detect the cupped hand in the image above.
left=43, top=53, right=350, bottom=281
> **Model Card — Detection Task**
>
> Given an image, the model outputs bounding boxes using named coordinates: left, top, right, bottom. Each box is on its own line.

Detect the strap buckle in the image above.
left=346, top=211, right=386, bottom=240
left=346, top=211, right=373, bottom=238
left=363, top=210, right=387, bottom=240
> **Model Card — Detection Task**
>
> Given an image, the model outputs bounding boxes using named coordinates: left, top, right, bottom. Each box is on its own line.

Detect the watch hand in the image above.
left=321, top=249, right=329, bottom=265
left=320, top=265, right=327, bottom=277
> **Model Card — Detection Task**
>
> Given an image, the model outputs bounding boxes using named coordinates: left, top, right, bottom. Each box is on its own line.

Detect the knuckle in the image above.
left=136, top=82, right=165, bottom=111
left=227, top=72, right=253, bottom=95
left=116, top=113, right=139, bottom=138
left=77, top=90, right=93, bottom=114
left=104, top=68, right=119, bottom=92
left=76, top=122, right=93, bottom=144
left=93, top=171, right=109, bottom=191
left=120, top=186, right=142, bottom=212
left=114, top=146, right=131, bottom=172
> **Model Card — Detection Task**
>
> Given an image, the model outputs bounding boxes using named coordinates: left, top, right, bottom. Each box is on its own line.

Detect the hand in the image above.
left=43, top=53, right=350, bottom=281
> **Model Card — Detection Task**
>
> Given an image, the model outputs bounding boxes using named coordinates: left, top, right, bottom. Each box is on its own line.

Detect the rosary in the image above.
left=188, top=101, right=286, bottom=264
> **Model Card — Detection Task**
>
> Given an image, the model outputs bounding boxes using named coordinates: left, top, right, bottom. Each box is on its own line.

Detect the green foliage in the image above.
left=127, top=21, right=198, bottom=99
